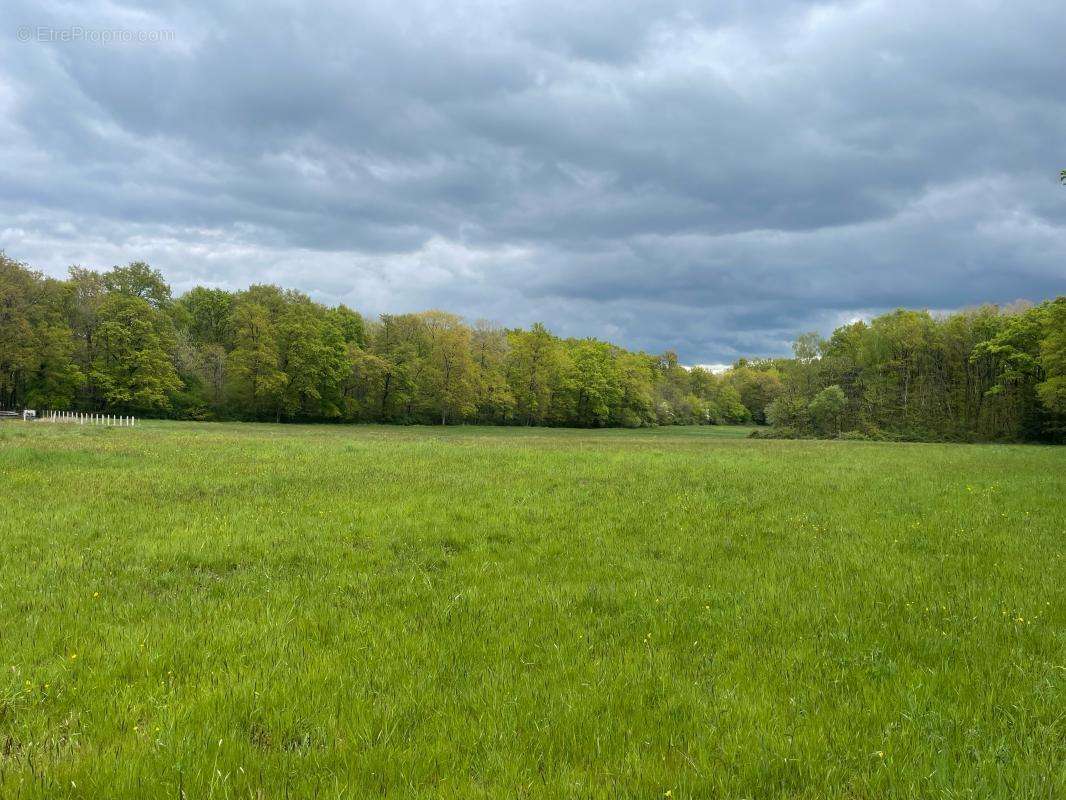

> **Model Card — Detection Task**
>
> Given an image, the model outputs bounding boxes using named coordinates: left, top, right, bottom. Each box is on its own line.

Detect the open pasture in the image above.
left=0, top=422, right=1063, bottom=798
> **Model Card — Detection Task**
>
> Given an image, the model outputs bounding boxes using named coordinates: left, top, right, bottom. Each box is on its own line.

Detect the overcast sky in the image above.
left=2, top=1, right=1065, bottom=362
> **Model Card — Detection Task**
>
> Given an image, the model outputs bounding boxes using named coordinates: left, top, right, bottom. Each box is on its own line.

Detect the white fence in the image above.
left=45, top=411, right=136, bottom=427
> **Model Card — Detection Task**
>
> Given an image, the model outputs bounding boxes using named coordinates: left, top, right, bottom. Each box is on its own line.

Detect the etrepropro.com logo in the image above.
left=17, top=25, right=175, bottom=44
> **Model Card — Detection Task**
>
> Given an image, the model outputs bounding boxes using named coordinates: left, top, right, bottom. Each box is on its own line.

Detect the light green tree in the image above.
left=227, top=302, right=287, bottom=418
left=91, top=294, right=182, bottom=411
left=1036, top=298, right=1066, bottom=416
left=568, top=339, right=621, bottom=427
left=419, top=311, right=476, bottom=425
left=103, top=262, right=172, bottom=309
left=507, top=323, right=563, bottom=425
left=470, top=321, right=514, bottom=423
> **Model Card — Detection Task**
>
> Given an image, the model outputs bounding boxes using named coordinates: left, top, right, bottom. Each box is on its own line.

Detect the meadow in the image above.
left=0, top=421, right=1063, bottom=798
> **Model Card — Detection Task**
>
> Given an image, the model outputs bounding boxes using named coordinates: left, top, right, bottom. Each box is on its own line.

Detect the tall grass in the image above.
left=1, top=422, right=1062, bottom=798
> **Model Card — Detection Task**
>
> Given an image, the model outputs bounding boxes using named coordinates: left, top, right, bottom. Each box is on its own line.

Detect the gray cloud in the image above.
left=2, top=0, right=1065, bottom=361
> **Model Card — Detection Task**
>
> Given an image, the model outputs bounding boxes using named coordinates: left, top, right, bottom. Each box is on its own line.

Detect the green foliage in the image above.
left=808, top=384, right=846, bottom=435
left=419, top=311, right=476, bottom=424
left=0, top=254, right=40, bottom=408
left=226, top=302, right=288, bottom=418
left=277, top=301, right=347, bottom=418
left=766, top=301, right=1066, bottom=442
left=766, top=393, right=809, bottom=429
left=26, top=323, right=84, bottom=409
left=0, top=254, right=1062, bottom=437
left=329, top=304, right=367, bottom=347
left=103, top=261, right=173, bottom=309
left=726, top=365, right=783, bottom=423
left=90, top=294, right=182, bottom=411
left=1036, top=298, right=1066, bottom=418
left=178, top=286, right=234, bottom=346
left=507, top=323, right=565, bottom=425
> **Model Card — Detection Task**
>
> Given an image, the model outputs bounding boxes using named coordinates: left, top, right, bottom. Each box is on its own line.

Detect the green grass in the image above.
left=1, top=421, right=1063, bottom=798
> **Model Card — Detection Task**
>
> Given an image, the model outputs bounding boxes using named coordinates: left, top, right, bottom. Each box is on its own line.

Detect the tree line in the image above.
left=758, top=300, right=1066, bottom=442
left=0, top=253, right=1062, bottom=441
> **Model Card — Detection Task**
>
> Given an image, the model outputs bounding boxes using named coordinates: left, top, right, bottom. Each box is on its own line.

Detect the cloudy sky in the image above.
left=2, top=1, right=1065, bottom=362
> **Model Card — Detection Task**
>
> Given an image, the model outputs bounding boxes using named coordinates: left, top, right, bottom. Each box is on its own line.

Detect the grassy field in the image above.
left=0, top=421, right=1063, bottom=799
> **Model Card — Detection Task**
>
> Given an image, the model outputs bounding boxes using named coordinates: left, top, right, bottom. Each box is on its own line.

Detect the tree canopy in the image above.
left=759, top=300, right=1066, bottom=442
left=1, top=252, right=1062, bottom=441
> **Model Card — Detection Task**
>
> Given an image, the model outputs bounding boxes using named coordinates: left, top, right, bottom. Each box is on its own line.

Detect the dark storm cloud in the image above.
left=2, top=0, right=1064, bottom=361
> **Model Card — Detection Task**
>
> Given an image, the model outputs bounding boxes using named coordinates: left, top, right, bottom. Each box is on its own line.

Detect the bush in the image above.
left=765, top=395, right=810, bottom=430
left=808, top=385, right=846, bottom=435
